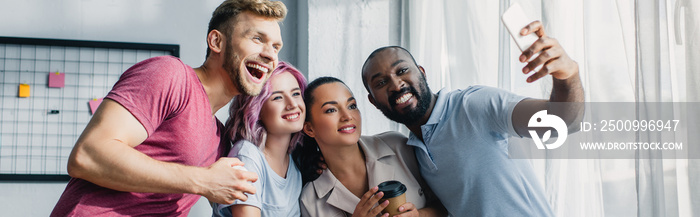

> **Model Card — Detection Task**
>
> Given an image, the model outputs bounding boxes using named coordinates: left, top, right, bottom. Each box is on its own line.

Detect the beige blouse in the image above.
left=299, top=131, right=437, bottom=217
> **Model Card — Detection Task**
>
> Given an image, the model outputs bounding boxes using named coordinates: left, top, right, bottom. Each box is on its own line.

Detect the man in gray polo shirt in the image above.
left=361, top=21, right=584, bottom=216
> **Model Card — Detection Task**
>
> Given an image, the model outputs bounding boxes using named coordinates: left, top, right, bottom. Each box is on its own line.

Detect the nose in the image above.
left=388, top=76, right=406, bottom=92
left=285, top=97, right=297, bottom=111
left=339, top=108, right=354, bottom=122
left=260, top=44, right=278, bottom=65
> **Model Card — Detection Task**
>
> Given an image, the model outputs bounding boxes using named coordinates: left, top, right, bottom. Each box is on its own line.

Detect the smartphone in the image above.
left=501, top=3, right=539, bottom=52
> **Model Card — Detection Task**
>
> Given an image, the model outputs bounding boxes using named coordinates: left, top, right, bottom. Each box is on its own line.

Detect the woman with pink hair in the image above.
left=213, top=61, right=307, bottom=217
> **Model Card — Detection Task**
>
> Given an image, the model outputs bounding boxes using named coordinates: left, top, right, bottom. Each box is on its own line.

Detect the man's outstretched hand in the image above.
left=316, top=156, right=327, bottom=175
left=519, top=20, right=579, bottom=83
left=198, top=157, right=258, bottom=204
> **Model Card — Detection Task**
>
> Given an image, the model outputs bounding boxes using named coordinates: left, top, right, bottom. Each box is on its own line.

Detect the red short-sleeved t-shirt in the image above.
left=51, top=56, right=227, bottom=216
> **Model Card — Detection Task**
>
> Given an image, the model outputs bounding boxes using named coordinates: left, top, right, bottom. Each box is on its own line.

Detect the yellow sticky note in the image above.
left=19, top=84, right=30, bottom=98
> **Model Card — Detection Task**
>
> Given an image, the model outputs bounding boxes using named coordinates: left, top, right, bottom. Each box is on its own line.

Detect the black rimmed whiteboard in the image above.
left=0, top=37, right=179, bottom=181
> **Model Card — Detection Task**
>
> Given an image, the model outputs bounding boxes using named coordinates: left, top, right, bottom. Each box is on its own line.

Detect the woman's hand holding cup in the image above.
left=390, top=202, right=418, bottom=217
left=352, top=186, right=390, bottom=217
left=377, top=180, right=408, bottom=216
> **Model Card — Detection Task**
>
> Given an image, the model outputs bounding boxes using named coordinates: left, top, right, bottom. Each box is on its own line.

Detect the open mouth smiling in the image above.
left=395, top=92, right=413, bottom=105
left=245, top=62, right=269, bottom=83
left=282, top=112, right=300, bottom=120
left=338, top=124, right=356, bottom=133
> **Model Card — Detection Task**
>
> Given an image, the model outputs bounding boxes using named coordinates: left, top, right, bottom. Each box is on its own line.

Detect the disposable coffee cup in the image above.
left=377, top=180, right=407, bottom=216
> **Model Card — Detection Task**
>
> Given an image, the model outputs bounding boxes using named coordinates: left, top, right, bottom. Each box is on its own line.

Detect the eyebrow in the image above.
left=245, top=29, right=283, bottom=47
left=369, top=59, right=406, bottom=82
left=370, top=73, right=382, bottom=82
left=321, top=101, right=337, bottom=107
left=271, top=87, right=301, bottom=95
left=391, top=59, right=405, bottom=67
left=242, top=28, right=257, bottom=36
left=320, top=97, right=355, bottom=107
left=261, top=31, right=283, bottom=47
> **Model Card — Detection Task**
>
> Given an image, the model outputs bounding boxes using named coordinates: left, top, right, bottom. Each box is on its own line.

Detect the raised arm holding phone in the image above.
left=358, top=5, right=584, bottom=215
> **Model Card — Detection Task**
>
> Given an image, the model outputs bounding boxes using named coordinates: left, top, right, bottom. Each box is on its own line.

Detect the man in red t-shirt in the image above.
left=51, top=0, right=287, bottom=216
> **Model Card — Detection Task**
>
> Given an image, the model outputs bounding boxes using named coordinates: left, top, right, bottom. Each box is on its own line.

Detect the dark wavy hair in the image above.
left=292, top=76, right=346, bottom=184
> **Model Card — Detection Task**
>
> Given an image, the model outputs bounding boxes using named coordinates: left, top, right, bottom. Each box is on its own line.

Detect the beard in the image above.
left=376, top=76, right=432, bottom=126
left=223, top=42, right=264, bottom=96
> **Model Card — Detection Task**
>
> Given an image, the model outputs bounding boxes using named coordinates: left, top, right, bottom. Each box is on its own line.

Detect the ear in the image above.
left=418, top=65, right=426, bottom=77
left=207, top=30, right=224, bottom=55
left=368, top=94, right=378, bottom=109
left=303, top=122, right=315, bottom=138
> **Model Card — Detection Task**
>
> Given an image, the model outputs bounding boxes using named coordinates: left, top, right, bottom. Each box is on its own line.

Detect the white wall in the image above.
left=1, top=0, right=220, bottom=66
left=0, top=0, right=300, bottom=74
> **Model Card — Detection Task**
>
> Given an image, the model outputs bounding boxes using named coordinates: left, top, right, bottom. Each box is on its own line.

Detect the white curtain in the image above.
left=403, top=0, right=699, bottom=216
left=679, top=0, right=700, bottom=213
left=304, top=0, right=404, bottom=136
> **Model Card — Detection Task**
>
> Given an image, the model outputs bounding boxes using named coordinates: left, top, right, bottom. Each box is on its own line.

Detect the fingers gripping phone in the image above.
left=501, top=3, right=538, bottom=52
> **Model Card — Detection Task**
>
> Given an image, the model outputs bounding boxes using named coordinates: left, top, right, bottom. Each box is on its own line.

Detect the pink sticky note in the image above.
left=48, top=72, right=65, bottom=88
left=89, top=98, right=103, bottom=114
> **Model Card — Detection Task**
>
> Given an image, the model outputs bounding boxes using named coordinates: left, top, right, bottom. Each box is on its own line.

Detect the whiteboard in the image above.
left=0, top=37, right=178, bottom=181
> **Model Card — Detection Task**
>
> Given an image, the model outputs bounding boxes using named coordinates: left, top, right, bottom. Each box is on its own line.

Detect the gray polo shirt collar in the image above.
left=406, top=88, right=449, bottom=171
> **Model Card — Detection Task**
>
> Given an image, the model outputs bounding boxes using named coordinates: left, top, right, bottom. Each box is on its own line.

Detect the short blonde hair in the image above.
left=206, top=0, right=287, bottom=57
